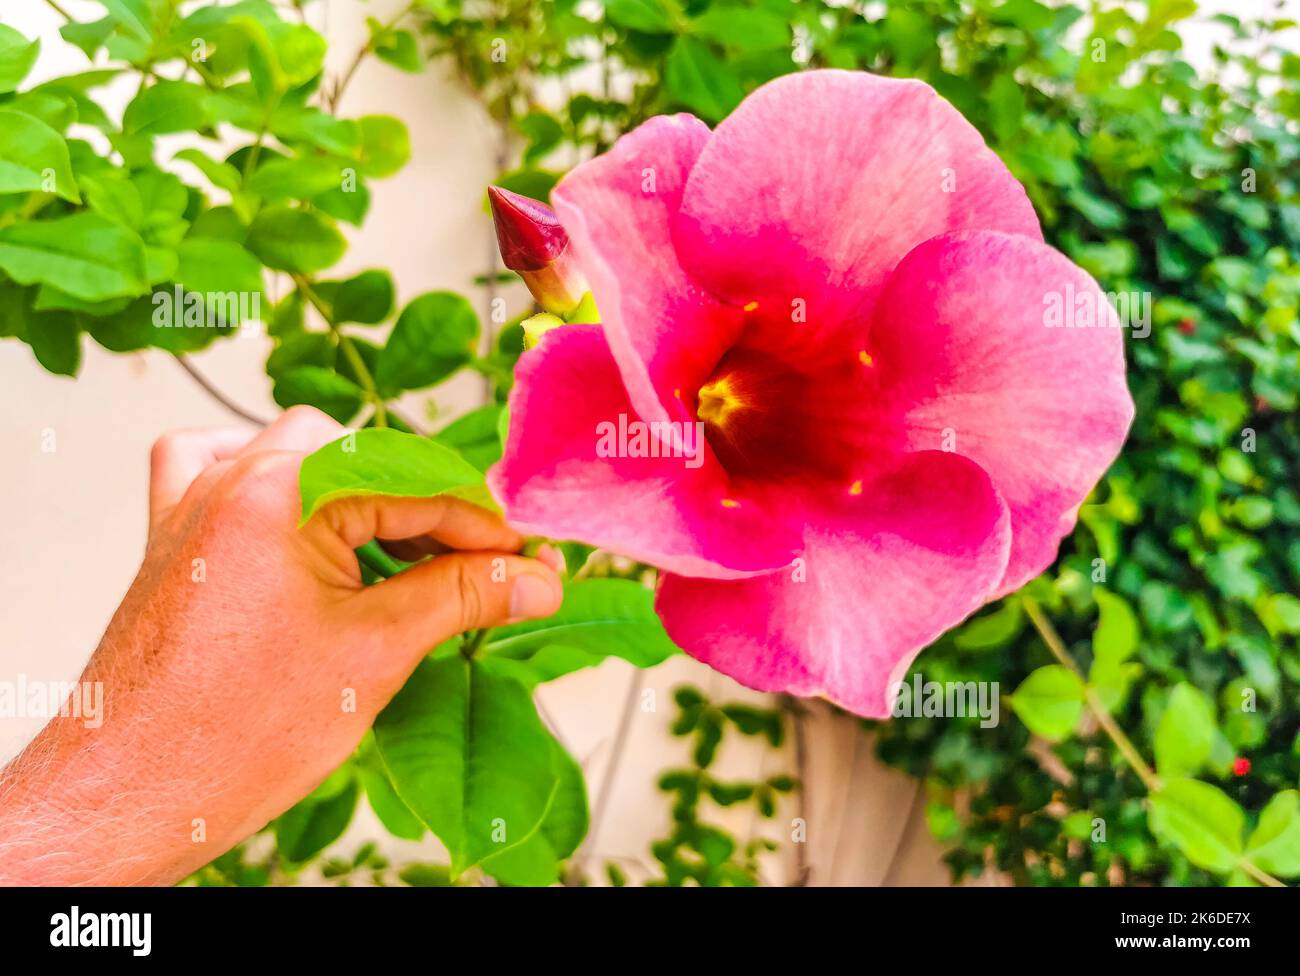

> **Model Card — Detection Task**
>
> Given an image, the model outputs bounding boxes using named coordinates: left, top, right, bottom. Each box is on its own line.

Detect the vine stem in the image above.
left=576, top=668, right=644, bottom=875
left=355, top=540, right=405, bottom=578
left=294, top=274, right=388, bottom=427
left=328, top=2, right=417, bottom=111
left=1240, top=858, right=1286, bottom=888
left=172, top=354, right=270, bottom=426
left=1021, top=596, right=1286, bottom=888
left=1022, top=596, right=1161, bottom=793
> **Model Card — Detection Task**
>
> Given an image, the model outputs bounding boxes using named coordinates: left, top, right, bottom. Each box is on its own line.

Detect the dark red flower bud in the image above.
left=487, top=185, right=568, bottom=272
left=487, top=185, right=589, bottom=316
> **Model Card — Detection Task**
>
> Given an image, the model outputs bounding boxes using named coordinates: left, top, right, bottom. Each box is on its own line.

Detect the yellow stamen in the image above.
left=849, top=480, right=863, bottom=496
left=743, top=301, right=759, bottom=312
left=721, top=498, right=740, bottom=509
left=696, top=375, right=744, bottom=428
left=858, top=351, right=873, bottom=366
left=673, top=387, right=681, bottom=399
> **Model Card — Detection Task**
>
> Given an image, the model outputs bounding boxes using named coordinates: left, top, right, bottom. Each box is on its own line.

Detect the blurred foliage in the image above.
left=632, top=685, right=793, bottom=886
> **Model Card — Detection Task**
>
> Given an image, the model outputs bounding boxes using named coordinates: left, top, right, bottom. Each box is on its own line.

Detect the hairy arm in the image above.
left=0, top=408, right=562, bottom=886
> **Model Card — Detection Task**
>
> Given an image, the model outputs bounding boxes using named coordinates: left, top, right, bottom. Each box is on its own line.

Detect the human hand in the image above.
left=0, top=406, right=563, bottom=885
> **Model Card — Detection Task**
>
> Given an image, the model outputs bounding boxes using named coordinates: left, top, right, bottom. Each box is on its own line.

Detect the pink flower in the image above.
left=489, top=71, right=1134, bottom=718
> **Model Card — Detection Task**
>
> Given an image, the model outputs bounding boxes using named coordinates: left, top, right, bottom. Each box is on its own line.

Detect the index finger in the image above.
left=311, top=494, right=525, bottom=555
left=149, top=426, right=257, bottom=524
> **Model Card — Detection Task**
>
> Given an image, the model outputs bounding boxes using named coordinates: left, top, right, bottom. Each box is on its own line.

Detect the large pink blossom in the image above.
left=489, top=70, right=1134, bottom=718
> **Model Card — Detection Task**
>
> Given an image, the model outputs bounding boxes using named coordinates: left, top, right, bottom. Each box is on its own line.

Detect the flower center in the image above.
left=694, top=347, right=840, bottom=481
left=696, top=374, right=745, bottom=429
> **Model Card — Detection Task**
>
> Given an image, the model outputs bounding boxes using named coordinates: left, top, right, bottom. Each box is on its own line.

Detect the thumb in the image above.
left=343, top=549, right=563, bottom=668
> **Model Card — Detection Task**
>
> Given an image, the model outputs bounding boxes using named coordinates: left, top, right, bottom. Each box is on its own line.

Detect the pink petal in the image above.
left=655, top=452, right=1012, bottom=718
left=671, top=70, right=1042, bottom=362
left=552, top=114, right=741, bottom=426
left=488, top=324, right=802, bottom=579
left=869, top=231, right=1135, bottom=596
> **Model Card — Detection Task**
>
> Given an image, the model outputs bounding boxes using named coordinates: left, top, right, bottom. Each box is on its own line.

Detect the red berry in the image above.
left=1233, top=757, right=1251, bottom=776
left=1178, top=318, right=1196, bottom=335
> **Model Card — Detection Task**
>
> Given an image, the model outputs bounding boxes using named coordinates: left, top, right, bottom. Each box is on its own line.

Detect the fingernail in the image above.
left=510, top=573, right=559, bottom=619
left=536, top=543, right=566, bottom=575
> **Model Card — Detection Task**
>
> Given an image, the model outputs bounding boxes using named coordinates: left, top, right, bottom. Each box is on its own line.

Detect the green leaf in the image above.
left=1148, top=778, right=1244, bottom=874
left=433, top=404, right=504, bottom=473
left=0, top=212, right=147, bottom=302
left=1261, top=593, right=1300, bottom=635
left=373, top=656, right=560, bottom=876
left=358, top=735, right=424, bottom=841
left=175, top=238, right=264, bottom=306
left=1087, top=589, right=1143, bottom=712
left=1154, top=683, right=1217, bottom=778
left=0, top=110, right=81, bottom=202
left=5, top=90, right=76, bottom=132
left=274, top=767, right=359, bottom=864
left=329, top=269, right=393, bottom=325
left=272, top=366, right=364, bottom=424
left=122, top=81, right=212, bottom=135
left=987, top=73, right=1025, bottom=143
left=271, top=104, right=360, bottom=156
left=24, top=309, right=80, bottom=377
left=515, top=112, right=563, bottom=165
left=172, top=148, right=242, bottom=194
left=356, top=115, right=410, bottom=178
left=606, top=0, right=681, bottom=33
left=0, top=26, right=40, bottom=94
left=60, top=18, right=115, bottom=58
left=1245, top=790, right=1300, bottom=877
left=480, top=738, right=589, bottom=886
left=1009, top=665, right=1084, bottom=741
left=664, top=37, right=744, bottom=122
left=245, top=205, right=346, bottom=273
left=97, top=0, right=154, bottom=43
left=1088, top=655, right=1142, bottom=715
left=370, top=20, right=423, bottom=72
left=231, top=16, right=326, bottom=100
left=1092, top=589, right=1139, bottom=664
left=689, top=4, right=788, bottom=51
left=246, top=155, right=346, bottom=201
left=297, top=427, right=486, bottom=524
left=483, top=579, right=680, bottom=687
left=266, top=330, right=334, bottom=378
left=374, top=291, right=479, bottom=394
left=398, top=864, right=453, bottom=886
left=312, top=180, right=370, bottom=226
left=954, top=599, right=1024, bottom=650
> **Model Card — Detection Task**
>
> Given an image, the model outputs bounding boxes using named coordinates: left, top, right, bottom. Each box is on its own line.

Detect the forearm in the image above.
left=0, top=627, right=252, bottom=887
left=0, top=708, right=208, bottom=886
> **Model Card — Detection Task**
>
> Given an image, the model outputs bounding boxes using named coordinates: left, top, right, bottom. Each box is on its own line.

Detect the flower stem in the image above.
left=294, top=274, right=389, bottom=427
left=355, top=541, right=405, bottom=578
left=329, top=2, right=417, bottom=111
left=1022, top=596, right=1160, bottom=792
left=172, top=354, right=269, bottom=426
left=460, top=629, right=488, bottom=658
